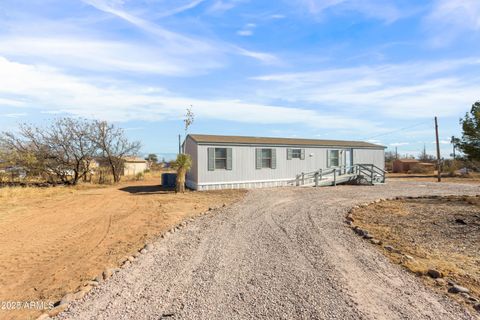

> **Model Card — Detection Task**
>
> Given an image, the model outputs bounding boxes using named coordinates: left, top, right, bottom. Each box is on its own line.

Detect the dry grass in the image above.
left=0, top=170, right=166, bottom=209
left=0, top=184, right=103, bottom=212
left=387, top=172, right=480, bottom=184
left=351, top=197, right=480, bottom=311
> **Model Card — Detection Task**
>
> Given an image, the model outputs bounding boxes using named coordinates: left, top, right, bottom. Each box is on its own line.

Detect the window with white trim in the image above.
left=291, top=148, right=302, bottom=159
left=215, top=148, right=227, bottom=169
left=328, top=150, right=340, bottom=167
left=261, top=149, right=272, bottom=168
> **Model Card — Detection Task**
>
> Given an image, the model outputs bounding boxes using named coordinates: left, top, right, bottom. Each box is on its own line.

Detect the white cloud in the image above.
left=156, top=0, right=207, bottom=18
left=237, top=23, right=256, bottom=37
left=207, top=0, right=243, bottom=13
left=0, top=56, right=375, bottom=130
left=82, top=0, right=278, bottom=65
left=435, top=140, right=452, bottom=145
left=237, top=30, right=253, bottom=36
left=425, top=0, right=480, bottom=46
left=389, top=142, right=409, bottom=147
left=2, top=113, right=28, bottom=118
left=296, top=0, right=408, bottom=23
left=0, top=37, right=221, bottom=76
left=252, top=58, right=480, bottom=119
left=234, top=47, right=280, bottom=64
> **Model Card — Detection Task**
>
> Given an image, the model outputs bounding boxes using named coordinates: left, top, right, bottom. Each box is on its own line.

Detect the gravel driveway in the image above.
left=58, top=181, right=480, bottom=320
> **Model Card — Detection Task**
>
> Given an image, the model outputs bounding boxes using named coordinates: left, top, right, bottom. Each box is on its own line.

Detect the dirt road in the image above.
left=0, top=180, right=244, bottom=320
left=58, top=181, right=480, bottom=320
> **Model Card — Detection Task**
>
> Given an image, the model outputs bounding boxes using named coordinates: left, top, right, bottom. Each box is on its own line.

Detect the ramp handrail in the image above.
left=294, top=163, right=386, bottom=186
left=357, top=164, right=386, bottom=183
left=295, top=165, right=359, bottom=186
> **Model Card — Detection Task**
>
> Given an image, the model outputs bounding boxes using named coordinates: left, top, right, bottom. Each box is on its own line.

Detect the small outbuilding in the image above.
left=123, top=157, right=147, bottom=176
left=392, top=159, right=420, bottom=173
left=184, top=134, right=385, bottom=190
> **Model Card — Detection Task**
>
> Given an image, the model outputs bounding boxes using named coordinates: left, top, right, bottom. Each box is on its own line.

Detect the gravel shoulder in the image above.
left=57, top=181, right=480, bottom=320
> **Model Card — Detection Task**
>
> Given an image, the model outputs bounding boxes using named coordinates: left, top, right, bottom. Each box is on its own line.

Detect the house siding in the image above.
left=352, top=149, right=385, bottom=169
left=123, top=162, right=147, bottom=176
left=184, top=136, right=198, bottom=189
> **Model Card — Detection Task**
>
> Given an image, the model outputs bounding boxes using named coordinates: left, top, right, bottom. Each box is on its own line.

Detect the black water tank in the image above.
left=161, top=173, right=177, bottom=188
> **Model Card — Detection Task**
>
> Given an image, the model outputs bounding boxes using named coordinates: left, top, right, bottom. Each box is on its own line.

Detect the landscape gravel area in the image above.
left=57, top=181, right=480, bottom=320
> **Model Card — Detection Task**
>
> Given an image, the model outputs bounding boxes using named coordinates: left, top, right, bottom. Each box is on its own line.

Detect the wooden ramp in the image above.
left=291, top=164, right=386, bottom=187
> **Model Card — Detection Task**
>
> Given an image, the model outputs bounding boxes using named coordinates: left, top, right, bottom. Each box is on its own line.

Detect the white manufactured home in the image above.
left=184, top=134, right=386, bottom=191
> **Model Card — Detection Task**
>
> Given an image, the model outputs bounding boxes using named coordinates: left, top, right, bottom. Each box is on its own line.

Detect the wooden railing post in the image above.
left=333, top=169, right=337, bottom=186
left=296, top=174, right=299, bottom=186
left=314, top=171, right=318, bottom=187
left=301, top=172, right=305, bottom=185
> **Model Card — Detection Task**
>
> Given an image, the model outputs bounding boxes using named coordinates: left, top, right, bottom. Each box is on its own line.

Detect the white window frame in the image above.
left=214, top=148, right=227, bottom=170
left=261, top=148, right=272, bottom=169
left=328, top=149, right=340, bottom=168
left=291, top=148, right=302, bottom=159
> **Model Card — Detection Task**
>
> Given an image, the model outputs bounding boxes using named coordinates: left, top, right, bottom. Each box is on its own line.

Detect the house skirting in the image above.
left=186, top=178, right=294, bottom=191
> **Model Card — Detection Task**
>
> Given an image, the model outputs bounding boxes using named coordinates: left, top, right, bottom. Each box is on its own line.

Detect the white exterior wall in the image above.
left=184, top=137, right=198, bottom=189
left=186, top=142, right=384, bottom=190
left=353, top=149, right=385, bottom=169
left=123, top=162, right=147, bottom=176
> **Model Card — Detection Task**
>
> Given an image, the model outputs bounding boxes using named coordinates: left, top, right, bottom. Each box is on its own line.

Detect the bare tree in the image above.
left=91, top=120, right=141, bottom=183
left=184, top=106, right=195, bottom=137
left=0, top=118, right=97, bottom=185
left=417, top=144, right=435, bottom=162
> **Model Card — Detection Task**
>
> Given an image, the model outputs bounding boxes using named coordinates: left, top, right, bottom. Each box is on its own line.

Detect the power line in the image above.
left=364, top=120, right=432, bottom=140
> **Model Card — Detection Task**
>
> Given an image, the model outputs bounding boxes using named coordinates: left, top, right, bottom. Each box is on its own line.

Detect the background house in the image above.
left=123, top=157, right=148, bottom=176
left=184, top=134, right=385, bottom=190
left=392, top=159, right=435, bottom=174
left=392, top=159, right=420, bottom=173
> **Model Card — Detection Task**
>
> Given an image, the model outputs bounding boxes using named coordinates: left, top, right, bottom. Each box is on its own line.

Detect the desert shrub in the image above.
left=443, top=160, right=460, bottom=177
left=135, top=172, right=144, bottom=181
left=92, top=167, right=114, bottom=184
left=410, top=165, right=431, bottom=174
left=0, top=171, right=9, bottom=183
left=171, top=154, right=192, bottom=193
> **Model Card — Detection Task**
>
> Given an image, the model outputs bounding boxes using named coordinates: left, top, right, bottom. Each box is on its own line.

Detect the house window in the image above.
left=329, top=150, right=340, bottom=167
left=261, top=149, right=272, bottom=168
left=291, top=149, right=302, bottom=159
left=215, top=148, right=227, bottom=169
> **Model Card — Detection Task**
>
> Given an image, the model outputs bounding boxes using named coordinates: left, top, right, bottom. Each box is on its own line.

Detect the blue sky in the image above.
left=0, top=0, right=479, bottom=159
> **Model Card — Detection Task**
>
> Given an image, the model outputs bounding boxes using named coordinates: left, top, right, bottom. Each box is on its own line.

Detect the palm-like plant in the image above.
left=172, top=153, right=192, bottom=193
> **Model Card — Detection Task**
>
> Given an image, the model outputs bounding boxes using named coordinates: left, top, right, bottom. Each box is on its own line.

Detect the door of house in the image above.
left=344, top=149, right=353, bottom=173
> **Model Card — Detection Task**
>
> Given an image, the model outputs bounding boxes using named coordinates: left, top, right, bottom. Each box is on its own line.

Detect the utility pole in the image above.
left=395, top=146, right=398, bottom=159
left=435, top=117, right=441, bottom=182
left=451, top=135, right=456, bottom=160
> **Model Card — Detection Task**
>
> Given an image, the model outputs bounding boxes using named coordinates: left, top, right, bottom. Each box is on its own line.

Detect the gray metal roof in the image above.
left=188, top=134, right=385, bottom=148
